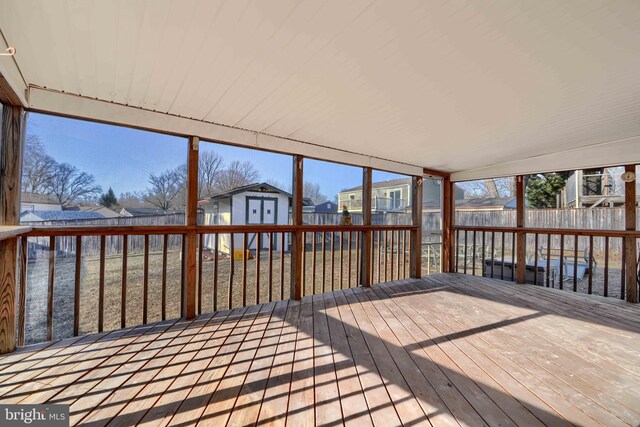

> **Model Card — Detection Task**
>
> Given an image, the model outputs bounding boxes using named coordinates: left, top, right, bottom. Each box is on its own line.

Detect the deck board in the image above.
left=1, top=273, right=639, bottom=426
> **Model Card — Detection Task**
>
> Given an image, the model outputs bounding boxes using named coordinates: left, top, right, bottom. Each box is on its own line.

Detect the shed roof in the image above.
left=21, top=210, right=106, bottom=221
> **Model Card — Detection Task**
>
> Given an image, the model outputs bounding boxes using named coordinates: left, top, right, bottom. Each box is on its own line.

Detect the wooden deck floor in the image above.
left=1, top=273, right=639, bottom=426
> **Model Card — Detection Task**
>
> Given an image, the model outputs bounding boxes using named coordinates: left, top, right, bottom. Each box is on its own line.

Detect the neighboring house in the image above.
left=20, top=192, right=62, bottom=213
left=200, top=183, right=290, bottom=254
left=302, top=197, right=315, bottom=213
left=455, top=197, right=517, bottom=211
left=314, top=201, right=338, bottom=213
left=558, top=167, right=639, bottom=208
left=20, top=210, right=106, bottom=222
left=120, top=207, right=181, bottom=217
left=73, top=205, right=122, bottom=218
left=339, top=178, right=464, bottom=213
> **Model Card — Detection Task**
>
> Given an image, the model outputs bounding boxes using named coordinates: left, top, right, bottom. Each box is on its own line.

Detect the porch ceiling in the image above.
left=1, top=1, right=639, bottom=179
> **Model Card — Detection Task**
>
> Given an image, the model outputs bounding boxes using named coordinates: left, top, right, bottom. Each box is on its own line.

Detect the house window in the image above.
left=350, top=195, right=355, bottom=200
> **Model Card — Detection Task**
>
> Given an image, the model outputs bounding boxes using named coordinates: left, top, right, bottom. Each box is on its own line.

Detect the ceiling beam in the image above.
left=28, top=87, right=425, bottom=177
left=451, top=135, right=640, bottom=182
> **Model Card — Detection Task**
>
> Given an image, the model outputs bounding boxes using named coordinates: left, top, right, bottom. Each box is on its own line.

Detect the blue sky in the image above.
left=26, top=113, right=407, bottom=199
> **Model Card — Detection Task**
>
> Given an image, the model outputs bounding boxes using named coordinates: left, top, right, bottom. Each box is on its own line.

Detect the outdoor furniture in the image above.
left=483, top=258, right=556, bottom=286
left=537, top=246, right=596, bottom=282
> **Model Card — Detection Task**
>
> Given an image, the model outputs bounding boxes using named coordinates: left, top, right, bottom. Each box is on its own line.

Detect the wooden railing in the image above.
left=453, top=225, right=640, bottom=300
left=17, top=224, right=417, bottom=346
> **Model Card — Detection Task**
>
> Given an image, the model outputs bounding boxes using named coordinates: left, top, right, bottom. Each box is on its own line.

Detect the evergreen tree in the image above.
left=525, top=172, right=571, bottom=208
left=99, top=187, right=118, bottom=208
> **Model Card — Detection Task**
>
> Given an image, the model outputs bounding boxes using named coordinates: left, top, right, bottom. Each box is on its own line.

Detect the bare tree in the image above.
left=215, top=160, right=260, bottom=192
left=303, top=182, right=328, bottom=204
left=459, top=177, right=515, bottom=199
left=198, top=151, right=224, bottom=197
left=143, top=170, right=183, bottom=211
left=46, top=162, right=102, bottom=206
left=118, top=192, right=146, bottom=209
left=21, top=134, right=56, bottom=194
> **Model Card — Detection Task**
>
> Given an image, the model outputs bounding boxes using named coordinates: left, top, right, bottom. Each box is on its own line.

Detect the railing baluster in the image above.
left=559, top=235, right=564, bottom=289
left=500, top=232, right=505, bottom=280
left=511, top=232, right=515, bottom=282
left=377, top=230, right=381, bottom=283
left=198, top=233, right=203, bottom=314
left=18, top=236, right=27, bottom=346
left=242, top=232, right=248, bottom=306
left=546, top=234, right=551, bottom=287
left=620, top=242, right=625, bottom=300
left=280, top=232, right=285, bottom=300
left=47, top=236, right=55, bottom=341
left=322, top=231, right=326, bottom=293
left=120, top=234, right=127, bottom=328
left=347, top=231, right=352, bottom=288
left=384, top=230, right=388, bottom=282
left=74, top=235, right=82, bottom=337
left=339, top=231, right=344, bottom=289
left=588, top=235, right=593, bottom=294
left=355, top=231, right=360, bottom=285
left=214, top=234, right=219, bottom=311
left=604, top=236, right=609, bottom=297
left=229, top=233, right=235, bottom=309
left=143, top=234, right=149, bottom=324
left=268, top=232, right=273, bottom=303
left=312, top=232, right=317, bottom=293
left=463, top=230, right=468, bottom=275
left=256, top=232, right=261, bottom=305
left=455, top=229, right=460, bottom=273
left=407, top=229, right=412, bottom=277
left=162, top=234, right=168, bottom=320
left=533, top=233, right=538, bottom=286
left=573, top=235, right=578, bottom=292
left=98, top=235, right=106, bottom=333
left=490, top=231, right=495, bottom=279
left=481, top=231, right=485, bottom=278
left=331, top=231, right=335, bottom=291
left=390, top=230, right=395, bottom=280
left=472, top=231, right=476, bottom=276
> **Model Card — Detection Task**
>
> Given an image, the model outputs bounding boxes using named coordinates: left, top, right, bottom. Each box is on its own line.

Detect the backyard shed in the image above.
left=201, top=183, right=291, bottom=254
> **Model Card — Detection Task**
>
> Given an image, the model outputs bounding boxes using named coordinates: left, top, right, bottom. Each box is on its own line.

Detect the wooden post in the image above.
left=182, top=136, right=199, bottom=319
left=0, top=104, right=24, bottom=354
left=516, top=175, right=526, bottom=284
left=360, top=167, right=372, bottom=286
left=442, top=176, right=454, bottom=273
left=410, top=176, right=423, bottom=278
left=291, top=155, right=303, bottom=300
left=623, top=165, right=637, bottom=303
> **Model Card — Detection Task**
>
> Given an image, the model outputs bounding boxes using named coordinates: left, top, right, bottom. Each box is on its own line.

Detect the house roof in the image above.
left=20, top=192, right=60, bottom=205
left=422, top=197, right=517, bottom=211
left=206, top=183, right=292, bottom=202
left=21, top=210, right=106, bottom=221
left=120, top=207, right=182, bottom=217
left=76, top=205, right=122, bottom=218
left=341, top=178, right=411, bottom=193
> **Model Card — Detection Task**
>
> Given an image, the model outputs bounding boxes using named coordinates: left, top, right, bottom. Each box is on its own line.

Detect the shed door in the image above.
left=262, top=199, right=276, bottom=224
left=247, top=199, right=262, bottom=224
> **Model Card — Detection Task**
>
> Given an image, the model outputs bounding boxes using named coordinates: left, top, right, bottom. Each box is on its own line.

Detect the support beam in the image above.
left=410, top=176, right=423, bottom=278
left=624, top=164, right=637, bottom=303
left=516, top=175, right=526, bottom=284
left=291, top=155, right=304, bottom=300
left=182, top=136, right=199, bottom=319
left=0, top=104, right=24, bottom=353
left=442, top=176, right=454, bottom=273
left=360, top=167, right=372, bottom=286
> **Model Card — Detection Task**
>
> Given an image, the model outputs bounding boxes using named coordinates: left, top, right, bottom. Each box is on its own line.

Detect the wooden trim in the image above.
left=0, top=73, right=23, bottom=106
left=623, top=164, right=637, bottom=303
left=442, top=176, right=454, bottom=273
left=291, top=155, right=304, bottom=300
left=182, top=136, right=199, bottom=319
left=515, top=175, right=526, bottom=284
left=422, top=167, right=450, bottom=178
left=0, top=105, right=23, bottom=354
left=360, top=167, right=372, bottom=286
left=410, top=176, right=423, bottom=278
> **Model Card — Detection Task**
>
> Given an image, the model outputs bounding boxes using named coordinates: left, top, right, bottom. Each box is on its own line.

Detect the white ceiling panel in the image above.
left=1, top=0, right=639, bottom=178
